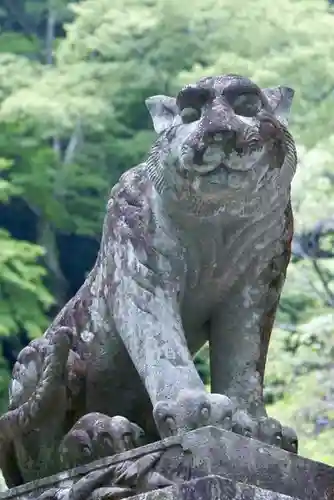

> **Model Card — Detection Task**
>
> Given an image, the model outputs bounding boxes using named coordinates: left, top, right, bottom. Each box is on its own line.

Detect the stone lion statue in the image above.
left=0, top=74, right=298, bottom=487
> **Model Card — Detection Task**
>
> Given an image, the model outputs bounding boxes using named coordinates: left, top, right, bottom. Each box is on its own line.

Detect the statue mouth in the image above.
left=193, top=146, right=265, bottom=176
left=196, top=163, right=241, bottom=177
left=184, top=126, right=285, bottom=180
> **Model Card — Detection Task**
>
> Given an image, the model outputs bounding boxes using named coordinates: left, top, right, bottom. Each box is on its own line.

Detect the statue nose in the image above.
left=192, top=127, right=239, bottom=166
left=205, top=128, right=237, bottom=153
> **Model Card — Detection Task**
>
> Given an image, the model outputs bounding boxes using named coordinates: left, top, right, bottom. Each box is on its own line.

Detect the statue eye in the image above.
left=230, top=92, right=262, bottom=117
left=177, top=86, right=212, bottom=124
left=180, top=107, right=201, bottom=124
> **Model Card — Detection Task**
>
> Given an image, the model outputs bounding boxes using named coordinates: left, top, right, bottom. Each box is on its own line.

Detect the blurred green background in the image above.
left=0, top=0, right=334, bottom=488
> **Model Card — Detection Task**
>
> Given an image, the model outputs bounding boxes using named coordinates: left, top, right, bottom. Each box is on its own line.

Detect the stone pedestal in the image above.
left=131, top=475, right=298, bottom=500
left=1, top=426, right=334, bottom=500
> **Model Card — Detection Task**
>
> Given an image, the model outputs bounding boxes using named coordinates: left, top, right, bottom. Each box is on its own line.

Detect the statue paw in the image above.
left=231, top=409, right=258, bottom=438
left=204, top=392, right=234, bottom=430
left=59, top=412, right=146, bottom=469
left=153, top=390, right=298, bottom=454
left=231, top=410, right=298, bottom=453
left=153, top=390, right=233, bottom=438
left=256, top=416, right=285, bottom=448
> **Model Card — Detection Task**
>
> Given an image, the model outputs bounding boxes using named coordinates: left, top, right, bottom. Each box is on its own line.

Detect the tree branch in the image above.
left=45, top=7, right=56, bottom=65
left=63, top=121, right=82, bottom=166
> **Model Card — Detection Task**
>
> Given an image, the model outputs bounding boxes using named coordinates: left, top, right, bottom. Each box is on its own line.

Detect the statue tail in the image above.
left=0, top=326, right=73, bottom=442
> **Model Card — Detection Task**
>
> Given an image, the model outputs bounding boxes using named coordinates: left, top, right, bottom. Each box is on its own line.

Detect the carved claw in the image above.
left=256, top=417, right=283, bottom=448
left=208, top=393, right=234, bottom=431
left=231, top=409, right=257, bottom=438
left=104, top=416, right=145, bottom=453
left=281, top=425, right=298, bottom=454
left=59, top=429, right=93, bottom=469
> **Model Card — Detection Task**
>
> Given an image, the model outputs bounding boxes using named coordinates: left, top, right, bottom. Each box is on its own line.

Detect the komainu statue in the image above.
left=0, top=74, right=298, bottom=488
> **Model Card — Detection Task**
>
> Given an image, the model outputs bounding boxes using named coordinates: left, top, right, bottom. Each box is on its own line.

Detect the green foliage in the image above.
left=0, top=345, right=10, bottom=419
left=194, top=346, right=210, bottom=386
left=0, top=159, right=53, bottom=338
left=0, top=228, right=54, bottom=336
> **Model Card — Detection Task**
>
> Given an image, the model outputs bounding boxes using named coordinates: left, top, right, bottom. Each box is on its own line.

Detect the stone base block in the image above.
left=132, top=475, right=299, bottom=500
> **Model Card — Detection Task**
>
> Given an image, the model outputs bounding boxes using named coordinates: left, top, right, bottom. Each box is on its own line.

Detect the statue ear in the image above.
left=145, top=95, right=181, bottom=134
left=262, top=86, right=295, bottom=126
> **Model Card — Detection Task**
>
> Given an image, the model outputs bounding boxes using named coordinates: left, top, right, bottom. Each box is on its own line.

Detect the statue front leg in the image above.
left=110, top=240, right=233, bottom=438
left=210, top=239, right=298, bottom=453
left=112, top=277, right=207, bottom=437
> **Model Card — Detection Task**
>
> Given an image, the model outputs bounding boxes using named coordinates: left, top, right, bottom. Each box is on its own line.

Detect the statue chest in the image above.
left=179, top=210, right=286, bottom=326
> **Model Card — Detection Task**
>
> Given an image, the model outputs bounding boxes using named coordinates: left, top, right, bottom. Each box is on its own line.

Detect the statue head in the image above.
left=146, top=74, right=297, bottom=213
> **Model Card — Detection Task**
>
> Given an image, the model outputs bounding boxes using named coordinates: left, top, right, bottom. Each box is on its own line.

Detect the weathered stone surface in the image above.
left=1, top=427, right=334, bottom=500
left=131, top=475, right=299, bottom=500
